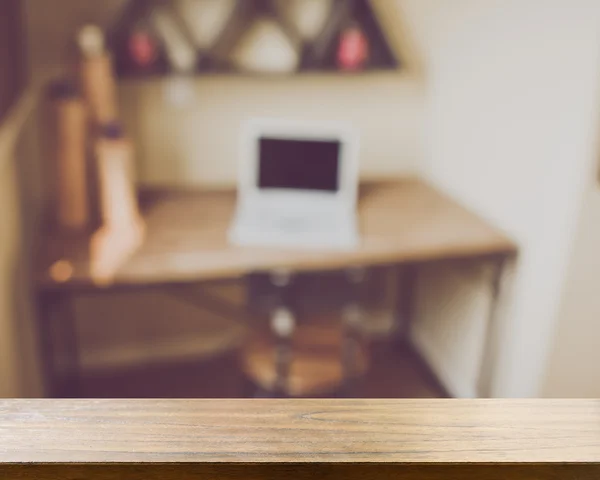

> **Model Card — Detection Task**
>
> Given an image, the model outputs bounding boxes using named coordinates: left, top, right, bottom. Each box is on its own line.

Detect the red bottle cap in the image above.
left=129, top=29, right=158, bottom=68
left=338, top=26, right=369, bottom=71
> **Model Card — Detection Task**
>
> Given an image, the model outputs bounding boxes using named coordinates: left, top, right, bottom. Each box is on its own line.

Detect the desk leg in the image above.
left=36, top=291, right=59, bottom=398
left=394, top=264, right=417, bottom=344
left=273, top=341, right=292, bottom=398
left=37, top=291, right=81, bottom=398
left=477, top=255, right=510, bottom=398
left=59, top=293, right=82, bottom=398
left=339, top=326, right=363, bottom=399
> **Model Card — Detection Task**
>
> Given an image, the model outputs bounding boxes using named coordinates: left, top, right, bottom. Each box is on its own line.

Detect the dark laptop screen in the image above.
left=258, top=137, right=340, bottom=192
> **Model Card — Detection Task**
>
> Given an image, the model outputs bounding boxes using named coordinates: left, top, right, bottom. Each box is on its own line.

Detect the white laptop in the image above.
left=228, top=118, right=360, bottom=249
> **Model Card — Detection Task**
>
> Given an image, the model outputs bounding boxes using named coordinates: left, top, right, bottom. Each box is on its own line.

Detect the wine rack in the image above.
left=109, top=0, right=400, bottom=78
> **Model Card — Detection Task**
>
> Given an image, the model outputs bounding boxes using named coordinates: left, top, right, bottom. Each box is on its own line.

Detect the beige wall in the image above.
left=403, top=0, right=600, bottom=397
left=121, top=73, right=423, bottom=187
left=543, top=184, right=600, bottom=397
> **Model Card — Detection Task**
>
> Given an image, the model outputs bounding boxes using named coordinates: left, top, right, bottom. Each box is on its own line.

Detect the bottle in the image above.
left=337, top=21, right=369, bottom=72
left=77, top=25, right=119, bottom=125
left=231, top=18, right=300, bottom=74
left=49, top=80, right=90, bottom=230
left=95, top=123, right=141, bottom=228
left=120, top=16, right=168, bottom=77
left=280, top=0, right=333, bottom=42
left=90, top=122, right=145, bottom=284
left=175, top=0, right=237, bottom=51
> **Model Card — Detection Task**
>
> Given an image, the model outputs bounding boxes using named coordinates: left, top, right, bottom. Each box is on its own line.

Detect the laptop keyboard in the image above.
left=242, top=210, right=338, bottom=233
left=232, top=205, right=358, bottom=248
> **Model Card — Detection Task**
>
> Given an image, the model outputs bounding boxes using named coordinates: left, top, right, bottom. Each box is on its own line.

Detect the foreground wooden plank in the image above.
left=1, top=400, right=599, bottom=479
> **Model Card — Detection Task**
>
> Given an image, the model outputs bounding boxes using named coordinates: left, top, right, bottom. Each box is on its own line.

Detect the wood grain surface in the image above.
left=1, top=399, right=599, bottom=464
left=36, top=179, right=516, bottom=289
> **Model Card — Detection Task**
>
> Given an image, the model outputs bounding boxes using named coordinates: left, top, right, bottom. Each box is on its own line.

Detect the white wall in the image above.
left=543, top=183, right=600, bottom=397
left=120, top=73, right=424, bottom=187
left=403, top=0, right=600, bottom=397
left=411, top=260, right=494, bottom=398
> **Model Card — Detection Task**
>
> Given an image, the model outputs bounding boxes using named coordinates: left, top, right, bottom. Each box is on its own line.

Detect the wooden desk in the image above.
left=36, top=179, right=516, bottom=289
left=1, top=400, right=598, bottom=479
left=34, top=179, right=517, bottom=398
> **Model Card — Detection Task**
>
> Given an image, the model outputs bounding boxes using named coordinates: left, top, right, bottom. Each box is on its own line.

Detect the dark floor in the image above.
left=77, top=341, right=447, bottom=398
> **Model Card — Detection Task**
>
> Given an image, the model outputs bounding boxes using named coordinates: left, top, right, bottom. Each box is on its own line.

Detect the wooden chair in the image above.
left=240, top=270, right=370, bottom=397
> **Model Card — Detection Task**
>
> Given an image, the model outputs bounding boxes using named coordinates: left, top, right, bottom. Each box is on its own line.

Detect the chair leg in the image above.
left=340, top=267, right=370, bottom=395
left=245, top=379, right=289, bottom=399
left=270, top=307, right=295, bottom=397
left=253, top=386, right=277, bottom=399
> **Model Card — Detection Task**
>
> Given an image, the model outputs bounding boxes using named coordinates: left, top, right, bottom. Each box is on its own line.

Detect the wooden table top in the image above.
left=1, top=399, right=599, bottom=464
left=36, top=179, right=516, bottom=290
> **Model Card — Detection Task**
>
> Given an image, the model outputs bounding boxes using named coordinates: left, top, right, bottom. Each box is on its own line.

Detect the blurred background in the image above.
left=1, top=0, right=600, bottom=399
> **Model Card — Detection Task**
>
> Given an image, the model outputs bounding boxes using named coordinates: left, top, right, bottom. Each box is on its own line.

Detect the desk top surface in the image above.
left=0, top=399, right=599, bottom=463
left=36, top=179, right=516, bottom=290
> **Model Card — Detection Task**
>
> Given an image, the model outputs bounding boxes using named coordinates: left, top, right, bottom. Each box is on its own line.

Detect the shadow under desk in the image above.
left=33, top=178, right=517, bottom=398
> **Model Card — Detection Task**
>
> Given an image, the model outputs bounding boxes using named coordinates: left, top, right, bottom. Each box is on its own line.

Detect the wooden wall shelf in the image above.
left=110, top=0, right=401, bottom=78
left=116, top=67, right=402, bottom=86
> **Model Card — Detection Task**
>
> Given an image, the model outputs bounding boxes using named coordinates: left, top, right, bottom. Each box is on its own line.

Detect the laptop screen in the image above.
left=258, top=137, right=340, bottom=192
